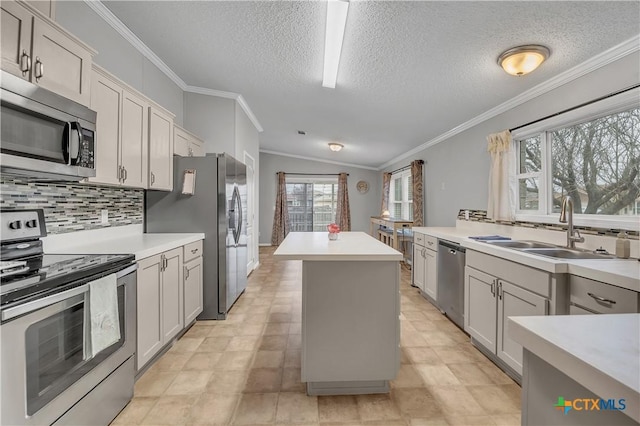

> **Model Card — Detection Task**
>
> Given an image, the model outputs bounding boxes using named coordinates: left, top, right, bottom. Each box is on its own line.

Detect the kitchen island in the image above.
left=274, top=232, right=403, bottom=395
left=510, top=314, right=640, bottom=426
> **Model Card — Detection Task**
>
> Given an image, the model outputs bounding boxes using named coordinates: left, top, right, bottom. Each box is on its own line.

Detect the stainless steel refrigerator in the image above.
left=145, top=153, right=247, bottom=319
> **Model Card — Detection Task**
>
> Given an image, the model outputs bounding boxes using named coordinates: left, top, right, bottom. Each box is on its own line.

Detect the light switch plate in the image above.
left=101, top=210, right=108, bottom=224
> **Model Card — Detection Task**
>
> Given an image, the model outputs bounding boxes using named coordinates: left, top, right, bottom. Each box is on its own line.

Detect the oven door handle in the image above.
left=1, top=264, right=136, bottom=322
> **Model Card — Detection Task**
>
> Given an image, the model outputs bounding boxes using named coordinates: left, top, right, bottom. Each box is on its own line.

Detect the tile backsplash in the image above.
left=1, top=176, right=143, bottom=234
left=457, top=209, right=638, bottom=239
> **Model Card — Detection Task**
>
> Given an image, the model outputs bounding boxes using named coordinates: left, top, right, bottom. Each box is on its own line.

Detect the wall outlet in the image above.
left=101, top=209, right=108, bottom=224
left=465, top=210, right=470, bottom=220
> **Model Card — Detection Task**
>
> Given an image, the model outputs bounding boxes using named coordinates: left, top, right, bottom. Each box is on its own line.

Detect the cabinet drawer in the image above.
left=570, top=276, right=639, bottom=314
left=424, top=235, right=437, bottom=250
left=414, top=232, right=425, bottom=247
left=467, top=250, right=550, bottom=298
left=184, top=240, right=203, bottom=263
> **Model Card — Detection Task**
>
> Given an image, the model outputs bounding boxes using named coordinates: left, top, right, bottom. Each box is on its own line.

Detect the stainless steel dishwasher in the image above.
left=437, top=239, right=466, bottom=329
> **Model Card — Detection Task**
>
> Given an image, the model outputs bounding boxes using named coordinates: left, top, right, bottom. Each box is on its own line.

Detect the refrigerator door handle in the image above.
left=235, top=186, right=243, bottom=246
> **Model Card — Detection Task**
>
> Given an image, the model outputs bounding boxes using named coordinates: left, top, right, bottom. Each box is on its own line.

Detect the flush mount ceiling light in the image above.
left=322, top=0, right=350, bottom=88
left=328, top=142, right=344, bottom=152
left=498, top=45, right=550, bottom=76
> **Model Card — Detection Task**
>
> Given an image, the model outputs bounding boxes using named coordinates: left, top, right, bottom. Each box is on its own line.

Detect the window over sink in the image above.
left=512, top=88, right=639, bottom=231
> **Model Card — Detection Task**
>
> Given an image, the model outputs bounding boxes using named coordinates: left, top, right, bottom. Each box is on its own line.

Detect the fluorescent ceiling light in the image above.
left=322, top=0, right=349, bottom=89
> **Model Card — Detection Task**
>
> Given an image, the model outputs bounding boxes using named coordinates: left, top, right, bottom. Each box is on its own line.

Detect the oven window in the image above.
left=24, top=286, right=125, bottom=415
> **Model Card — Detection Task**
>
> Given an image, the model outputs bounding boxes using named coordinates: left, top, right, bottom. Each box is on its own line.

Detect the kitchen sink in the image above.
left=485, top=240, right=556, bottom=249
left=520, top=248, right=614, bottom=260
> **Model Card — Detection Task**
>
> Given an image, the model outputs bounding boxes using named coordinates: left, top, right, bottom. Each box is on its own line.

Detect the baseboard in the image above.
left=258, top=243, right=272, bottom=247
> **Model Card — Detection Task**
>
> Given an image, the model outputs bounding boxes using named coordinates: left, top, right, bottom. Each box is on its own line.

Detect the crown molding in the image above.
left=378, top=34, right=640, bottom=171
left=84, top=0, right=263, bottom=132
left=260, top=150, right=379, bottom=171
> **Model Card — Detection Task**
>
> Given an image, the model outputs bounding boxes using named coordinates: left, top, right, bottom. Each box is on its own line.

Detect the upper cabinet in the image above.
left=23, top=0, right=54, bottom=19
left=1, top=0, right=95, bottom=106
left=174, top=125, right=205, bottom=157
left=89, top=66, right=148, bottom=189
left=148, top=106, right=174, bottom=191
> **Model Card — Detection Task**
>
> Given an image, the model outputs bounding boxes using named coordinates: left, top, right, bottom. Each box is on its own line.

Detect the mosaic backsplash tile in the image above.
left=457, top=209, right=638, bottom=239
left=1, top=176, right=143, bottom=234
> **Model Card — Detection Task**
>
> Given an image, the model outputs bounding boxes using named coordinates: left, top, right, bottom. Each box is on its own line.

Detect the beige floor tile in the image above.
left=170, top=337, right=205, bottom=353
left=141, top=395, right=195, bottom=425
left=281, top=367, right=305, bottom=392
left=432, top=346, right=479, bottom=364
left=264, top=322, right=291, bottom=335
left=183, top=325, right=213, bottom=339
left=447, top=363, right=495, bottom=385
left=253, top=350, right=285, bottom=368
left=260, top=335, right=289, bottom=351
left=287, top=334, right=302, bottom=350
left=165, top=370, right=213, bottom=395
left=205, top=370, right=247, bottom=394
left=409, top=320, right=439, bottom=332
left=207, top=324, right=238, bottom=337
left=491, top=413, right=521, bottom=426
left=244, top=368, right=283, bottom=393
left=428, top=386, right=486, bottom=416
left=392, top=387, right=443, bottom=418
left=134, top=370, right=178, bottom=397
left=196, top=336, right=231, bottom=352
left=418, top=331, right=458, bottom=346
left=269, top=312, right=292, bottom=323
left=187, top=393, right=238, bottom=425
left=233, top=392, right=279, bottom=425
left=409, top=418, right=449, bottom=425
left=318, top=395, right=360, bottom=423
left=415, top=365, right=461, bottom=386
left=236, top=323, right=266, bottom=336
left=151, top=352, right=193, bottom=371
left=445, top=414, right=496, bottom=425
left=289, top=323, right=302, bottom=334
left=276, top=392, right=319, bottom=423
left=356, top=394, right=403, bottom=422
left=391, top=364, right=426, bottom=388
left=112, top=397, right=158, bottom=424
left=215, top=351, right=254, bottom=371
left=226, top=335, right=261, bottom=351
left=401, top=331, right=430, bottom=347
left=405, top=347, right=442, bottom=365
left=466, top=385, right=521, bottom=414
left=284, top=350, right=302, bottom=368
left=182, top=352, right=223, bottom=371
left=477, top=363, right=516, bottom=385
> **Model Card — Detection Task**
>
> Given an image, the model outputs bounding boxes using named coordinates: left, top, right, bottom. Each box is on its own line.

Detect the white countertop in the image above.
left=45, top=226, right=204, bottom=260
left=274, top=232, right=403, bottom=261
left=509, top=314, right=640, bottom=423
left=413, top=226, right=640, bottom=292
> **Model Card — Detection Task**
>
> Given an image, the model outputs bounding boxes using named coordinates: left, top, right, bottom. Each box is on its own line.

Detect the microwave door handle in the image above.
left=62, top=121, right=72, bottom=164
left=69, top=122, right=82, bottom=165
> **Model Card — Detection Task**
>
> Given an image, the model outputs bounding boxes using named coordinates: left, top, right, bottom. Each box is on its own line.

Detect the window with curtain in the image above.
left=513, top=89, right=639, bottom=230
left=389, top=169, right=413, bottom=220
left=286, top=178, right=338, bottom=231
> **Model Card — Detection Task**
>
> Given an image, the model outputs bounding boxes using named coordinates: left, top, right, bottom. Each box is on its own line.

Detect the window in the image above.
left=389, top=169, right=413, bottom=220
left=286, top=179, right=338, bottom=231
left=513, top=89, right=639, bottom=230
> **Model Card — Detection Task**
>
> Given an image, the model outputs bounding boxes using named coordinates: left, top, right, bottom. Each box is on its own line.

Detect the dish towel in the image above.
left=468, top=235, right=512, bottom=241
left=88, top=273, right=120, bottom=358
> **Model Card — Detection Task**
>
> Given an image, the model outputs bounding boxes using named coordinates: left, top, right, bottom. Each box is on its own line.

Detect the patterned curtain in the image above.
left=336, top=172, right=351, bottom=231
left=271, top=172, right=290, bottom=245
left=380, top=172, right=392, bottom=215
left=487, top=130, right=515, bottom=221
left=411, top=160, right=424, bottom=226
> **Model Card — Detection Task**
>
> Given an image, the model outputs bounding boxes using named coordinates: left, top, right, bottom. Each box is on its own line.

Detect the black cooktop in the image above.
left=0, top=253, right=134, bottom=308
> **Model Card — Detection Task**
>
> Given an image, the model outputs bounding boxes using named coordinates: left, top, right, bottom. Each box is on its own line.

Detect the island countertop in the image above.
left=274, top=232, right=403, bottom=261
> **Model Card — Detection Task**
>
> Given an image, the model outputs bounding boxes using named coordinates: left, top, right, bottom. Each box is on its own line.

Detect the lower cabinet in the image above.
left=183, top=255, right=203, bottom=325
left=136, top=247, right=183, bottom=370
left=465, top=263, right=548, bottom=376
left=412, top=232, right=438, bottom=302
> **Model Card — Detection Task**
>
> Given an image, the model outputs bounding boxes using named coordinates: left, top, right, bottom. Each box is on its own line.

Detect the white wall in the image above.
left=382, top=52, right=640, bottom=227
left=259, top=153, right=381, bottom=245
left=56, top=1, right=184, bottom=125
left=183, top=93, right=236, bottom=154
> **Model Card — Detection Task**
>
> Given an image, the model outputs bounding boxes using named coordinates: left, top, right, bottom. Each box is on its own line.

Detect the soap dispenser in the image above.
left=615, top=231, right=630, bottom=259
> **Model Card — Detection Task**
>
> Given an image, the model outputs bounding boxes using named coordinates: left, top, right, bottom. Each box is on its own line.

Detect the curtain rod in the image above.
left=389, top=159, right=424, bottom=175
left=509, top=84, right=640, bottom=133
left=277, top=172, right=349, bottom=176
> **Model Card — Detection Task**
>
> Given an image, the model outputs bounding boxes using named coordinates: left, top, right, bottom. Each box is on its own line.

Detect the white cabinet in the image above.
left=1, top=0, right=95, bottom=106
left=148, top=106, right=174, bottom=191
left=412, top=232, right=438, bottom=302
left=183, top=241, right=203, bottom=325
left=23, top=0, right=54, bottom=19
left=174, top=125, right=205, bottom=157
left=465, top=252, right=549, bottom=376
left=136, top=247, right=183, bottom=370
left=90, top=67, right=148, bottom=188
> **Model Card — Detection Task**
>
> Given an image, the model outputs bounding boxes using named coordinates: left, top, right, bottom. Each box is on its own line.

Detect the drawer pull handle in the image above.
left=427, top=241, right=434, bottom=246
left=587, top=292, right=616, bottom=304
left=191, top=248, right=198, bottom=254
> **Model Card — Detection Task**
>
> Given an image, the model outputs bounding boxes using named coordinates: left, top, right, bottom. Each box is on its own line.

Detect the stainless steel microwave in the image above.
left=0, top=71, right=97, bottom=180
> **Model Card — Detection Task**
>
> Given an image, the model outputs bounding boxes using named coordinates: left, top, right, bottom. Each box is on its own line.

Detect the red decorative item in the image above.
left=327, top=223, right=340, bottom=240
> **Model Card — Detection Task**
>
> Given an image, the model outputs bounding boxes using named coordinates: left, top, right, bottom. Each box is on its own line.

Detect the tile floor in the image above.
left=113, top=247, right=521, bottom=425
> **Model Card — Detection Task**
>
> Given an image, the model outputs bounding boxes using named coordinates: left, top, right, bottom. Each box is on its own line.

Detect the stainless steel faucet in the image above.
left=559, top=195, right=585, bottom=249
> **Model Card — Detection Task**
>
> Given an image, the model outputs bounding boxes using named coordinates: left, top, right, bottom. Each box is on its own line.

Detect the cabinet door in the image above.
left=173, top=126, right=190, bottom=157
left=412, top=244, right=425, bottom=292
left=183, top=256, right=203, bottom=325
left=161, top=247, right=183, bottom=343
left=464, top=266, right=497, bottom=353
left=31, top=17, right=92, bottom=106
left=497, top=280, right=547, bottom=375
left=136, top=255, right=163, bottom=370
left=120, top=90, right=148, bottom=188
left=24, top=0, right=55, bottom=19
left=424, top=248, right=437, bottom=301
left=89, top=71, right=121, bottom=186
left=1, top=1, right=32, bottom=79
left=148, top=107, right=174, bottom=191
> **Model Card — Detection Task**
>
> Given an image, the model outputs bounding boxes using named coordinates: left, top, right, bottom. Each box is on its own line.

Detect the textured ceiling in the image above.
left=102, top=1, right=639, bottom=169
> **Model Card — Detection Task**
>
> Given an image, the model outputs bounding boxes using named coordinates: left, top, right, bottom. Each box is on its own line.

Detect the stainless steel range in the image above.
left=1, top=209, right=137, bottom=426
